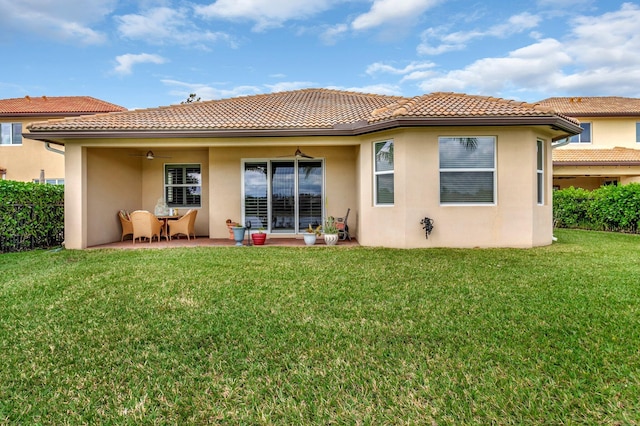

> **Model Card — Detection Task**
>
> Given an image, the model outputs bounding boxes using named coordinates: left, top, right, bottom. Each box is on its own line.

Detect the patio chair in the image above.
left=167, top=209, right=198, bottom=240
left=130, top=210, right=164, bottom=244
left=118, top=210, right=133, bottom=241
left=336, top=208, right=351, bottom=241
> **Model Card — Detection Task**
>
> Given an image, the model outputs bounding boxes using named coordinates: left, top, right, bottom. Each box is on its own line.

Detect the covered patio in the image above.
left=89, top=236, right=359, bottom=250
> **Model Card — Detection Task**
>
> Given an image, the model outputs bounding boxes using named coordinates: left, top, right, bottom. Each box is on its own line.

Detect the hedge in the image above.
left=553, top=183, right=640, bottom=233
left=0, top=180, right=64, bottom=253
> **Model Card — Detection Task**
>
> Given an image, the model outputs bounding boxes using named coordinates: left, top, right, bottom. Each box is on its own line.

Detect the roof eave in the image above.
left=1, top=112, right=106, bottom=118
left=554, top=161, right=640, bottom=166
left=26, top=115, right=582, bottom=143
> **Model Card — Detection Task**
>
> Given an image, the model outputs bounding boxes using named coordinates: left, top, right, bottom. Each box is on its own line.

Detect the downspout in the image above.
left=44, top=141, right=65, bottom=155
left=551, top=137, right=570, bottom=149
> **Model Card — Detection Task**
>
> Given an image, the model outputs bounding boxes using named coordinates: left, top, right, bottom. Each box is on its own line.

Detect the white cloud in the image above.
left=366, top=61, right=435, bottom=76
left=0, top=0, right=113, bottom=44
left=412, top=3, right=640, bottom=99
left=418, top=12, right=541, bottom=55
left=195, top=0, right=337, bottom=32
left=320, top=23, right=349, bottom=45
left=265, top=81, right=317, bottom=93
left=419, top=39, right=572, bottom=94
left=327, top=84, right=403, bottom=96
left=161, top=79, right=263, bottom=101
left=567, top=3, right=640, bottom=69
left=114, top=53, right=167, bottom=75
left=351, top=0, right=440, bottom=31
left=115, top=7, right=235, bottom=48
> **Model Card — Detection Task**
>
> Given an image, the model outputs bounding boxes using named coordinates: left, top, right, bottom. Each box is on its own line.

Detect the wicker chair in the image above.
left=118, top=210, right=133, bottom=241
left=167, top=209, right=197, bottom=240
left=130, top=210, right=164, bottom=244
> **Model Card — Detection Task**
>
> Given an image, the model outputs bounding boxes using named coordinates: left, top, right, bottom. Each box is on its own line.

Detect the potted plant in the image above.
left=323, top=216, right=339, bottom=246
left=303, top=223, right=321, bottom=245
left=251, top=228, right=267, bottom=245
left=231, top=223, right=246, bottom=246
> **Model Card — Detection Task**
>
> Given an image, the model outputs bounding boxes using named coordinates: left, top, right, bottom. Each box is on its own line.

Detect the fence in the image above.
left=0, top=203, right=64, bottom=253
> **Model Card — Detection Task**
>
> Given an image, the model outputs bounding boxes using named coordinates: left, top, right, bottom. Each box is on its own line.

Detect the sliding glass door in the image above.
left=243, top=159, right=323, bottom=233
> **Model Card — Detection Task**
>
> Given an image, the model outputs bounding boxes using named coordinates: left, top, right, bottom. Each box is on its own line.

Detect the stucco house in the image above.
left=26, top=89, right=580, bottom=249
left=0, top=96, right=126, bottom=183
left=537, top=97, right=640, bottom=190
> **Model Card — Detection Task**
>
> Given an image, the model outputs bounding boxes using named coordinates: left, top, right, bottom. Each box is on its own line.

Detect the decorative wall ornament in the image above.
left=420, top=217, right=434, bottom=239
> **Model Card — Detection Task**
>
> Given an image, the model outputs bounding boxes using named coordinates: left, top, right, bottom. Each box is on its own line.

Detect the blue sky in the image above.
left=1, top=0, right=639, bottom=110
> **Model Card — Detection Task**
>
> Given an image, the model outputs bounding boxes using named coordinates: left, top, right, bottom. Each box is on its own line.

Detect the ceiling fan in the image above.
left=130, top=150, right=172, bottom=160
left=278, top=147, right=314, bottom=159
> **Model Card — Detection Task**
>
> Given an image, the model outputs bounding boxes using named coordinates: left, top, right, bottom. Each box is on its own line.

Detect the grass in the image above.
left=0, top=229, right=639, bottom=424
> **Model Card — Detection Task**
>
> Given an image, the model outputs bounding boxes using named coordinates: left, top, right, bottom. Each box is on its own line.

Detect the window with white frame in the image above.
left=569, top=122, right=591, bottom=143
left=374, top=140, right=394, bottom=205
left=164, top=164, right=201, bottom=208
left=636, top=122, right=640, bottom=143
left=439, top=136, right=496, bottom=204
left=0, top=122, right=22, bottom=145
left=537, top=139, right=544, bottom=205
left=32, top=178, right=64, bottom=185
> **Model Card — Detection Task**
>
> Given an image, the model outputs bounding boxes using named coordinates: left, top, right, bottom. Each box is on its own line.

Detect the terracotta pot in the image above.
left=251, top=232, right=267, bottom=245
left=226, top=223, right=237, bottom=239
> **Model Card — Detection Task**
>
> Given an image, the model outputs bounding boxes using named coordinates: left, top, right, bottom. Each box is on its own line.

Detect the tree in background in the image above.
left=181, top=93, right=201, bottom=104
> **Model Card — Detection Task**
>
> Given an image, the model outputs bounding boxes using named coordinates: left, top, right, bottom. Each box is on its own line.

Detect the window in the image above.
left=569, top=122, right=591, bottom=143
left=164, top=164, right=201, bottom=208
left=537, top=139, right=544, bottom=205
left=636, top=122, right=640, bottom=143
left=439, top=136, right=496, bottom=204
left=0, top=122, right=22, bottom=145
left=242, top=159, right=324, bottom=233
left=374, top=140, right=394, bottom=205
left=32, top=178, right=64, bottom=185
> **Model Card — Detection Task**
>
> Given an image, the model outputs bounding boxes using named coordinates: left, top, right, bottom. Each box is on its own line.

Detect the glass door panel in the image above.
left=271, top=161, right=295, bottom=232
left=244, top=162, right=268, bottom=229
left=298, top=161, right=322, bottom=231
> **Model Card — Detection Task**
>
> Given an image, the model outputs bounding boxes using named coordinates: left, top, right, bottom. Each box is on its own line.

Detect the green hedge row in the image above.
left=553, top=183, right=640, bottom=233
left=0, top=180, right=64, bottom=253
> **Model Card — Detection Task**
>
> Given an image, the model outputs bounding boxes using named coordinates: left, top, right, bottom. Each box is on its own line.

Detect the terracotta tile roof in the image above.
left=553, top=147, right=640, bottom=165
left=537, top=97, right=640, bottom=116
left=369, top=92, right=576, bottom=122
left=26, top=88, right=579, bottom=134
left=0, top=96, right=126, bottom=115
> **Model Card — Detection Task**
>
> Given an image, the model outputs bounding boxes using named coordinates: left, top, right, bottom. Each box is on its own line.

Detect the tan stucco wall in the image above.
left=86, top=149, right=142, bottom=247
left=554, top=116, right=640, bottom=149
left=61, top=126, right=555, bottom=249
left=357, top=128, right=552, bottom=248
left=0, top=117, right=65, bottom=182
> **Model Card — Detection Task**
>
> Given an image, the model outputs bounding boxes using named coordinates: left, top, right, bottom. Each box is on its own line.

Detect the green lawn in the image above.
left=1, top=229, right=639, bottom=424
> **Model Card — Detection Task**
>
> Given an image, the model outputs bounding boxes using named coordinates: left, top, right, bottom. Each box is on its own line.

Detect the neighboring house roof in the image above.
left=537, top=97, right=640, bottom=117
left=553, top=147, right=640, bottom=166
left=26, top=88, right=581, bottom=140
left=0, top=96, right=127, bottom=117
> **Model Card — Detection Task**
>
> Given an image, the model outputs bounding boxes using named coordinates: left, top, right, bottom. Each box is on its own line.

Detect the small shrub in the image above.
left=588, top=183, right=640, bottom=233
left=553, top=186, right=593, bottom=228
left=0, top=180, right=64, bottom=252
